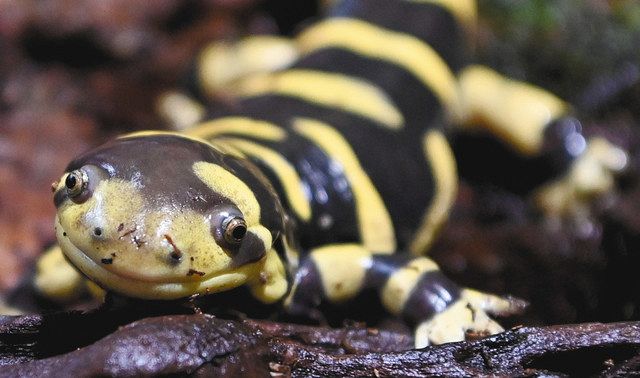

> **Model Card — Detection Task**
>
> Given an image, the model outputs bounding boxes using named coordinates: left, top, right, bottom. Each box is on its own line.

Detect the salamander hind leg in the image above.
left=284, top=244, right=526, bottom=347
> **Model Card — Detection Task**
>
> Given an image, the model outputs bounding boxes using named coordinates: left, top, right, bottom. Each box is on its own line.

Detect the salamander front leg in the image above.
left=378, top=256, right=526, bottom=347
left=284, top=244, right=526, bottom=347
left=34, top=244, right=105, bottom=303
left=412, top=288, right=526, bottom=347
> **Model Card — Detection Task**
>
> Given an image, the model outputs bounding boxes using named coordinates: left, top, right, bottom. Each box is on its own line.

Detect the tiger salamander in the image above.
left=45, top=0, right=626, bottom=347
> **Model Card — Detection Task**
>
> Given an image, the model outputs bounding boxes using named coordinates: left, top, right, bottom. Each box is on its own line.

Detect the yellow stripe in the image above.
left=189, top=117, right=287, bottom=142
left=281, top=234, right=300, bottom=272
left=198, top=35, right=298, bottom=98
left=409, top=0, right=477, bottom=27
left=208, top=139, right=248, bottom=159
left=410, top=130, right=457, bottom=255
left=381, top=257, right=439, bottom=315
left=234, top=69, right=404, bottom=129
left=192, top=162, right=261, bottom=225
left=193, top=162, right=277, bottom=279
left=297, top=19, right=461, bottom=120
left=121, top=131, right=223, bottom=151
left=219, top=137, right=313, bottom=222
left=157, top=91, right=206, bottom=130
left=310, top=244, right=373, bottom=303
left=458, top=65, right=568, bottom=156
left=293, top=118, right=396, bottom=253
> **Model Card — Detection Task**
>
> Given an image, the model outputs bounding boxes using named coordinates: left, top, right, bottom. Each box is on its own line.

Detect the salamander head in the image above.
left=52, top=132, right=286, bottom=300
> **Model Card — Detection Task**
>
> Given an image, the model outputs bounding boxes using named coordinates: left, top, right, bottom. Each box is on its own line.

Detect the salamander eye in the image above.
left=223, top=216, right=247, bottom=244
left=65, top=170, right=87, bottom=198
left=60, top=165, right=107, bottom=204
left=210, top=205, right=246, bottom=249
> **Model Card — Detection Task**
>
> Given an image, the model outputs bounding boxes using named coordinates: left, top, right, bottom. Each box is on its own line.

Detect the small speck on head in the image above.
left=133, top=235, right=146, bottom=248
left=187, top=269, right=205, bottom=277
left=164, top=234, right=182, bottom=262
left=117, top=223, right=124, bottom=232
left=63, top=232, right=67, bottom=237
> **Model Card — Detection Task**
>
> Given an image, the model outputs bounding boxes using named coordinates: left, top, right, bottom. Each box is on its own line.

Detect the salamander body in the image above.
left=47, top=0, right=626, bottom=346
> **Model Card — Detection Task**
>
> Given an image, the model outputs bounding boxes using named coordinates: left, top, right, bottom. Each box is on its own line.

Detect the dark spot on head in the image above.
left=187, top=269, right=205, bottom=277
left=117, top=223, right=124, bottom=232
left=190, top=256, right=194, bottom=261
left=101, top=257, right=113, bottom=264
left=63, top=232, right=67, bottom=237
left=132, top=235, right=146, bottom=248
left=119, top=227, right=136, bottom=238
left=93, top=227, right=102, bottom=236
left=111, top=253, right=116, bottom=257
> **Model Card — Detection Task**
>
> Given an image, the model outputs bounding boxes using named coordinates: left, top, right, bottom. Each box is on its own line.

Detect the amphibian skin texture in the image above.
left=46, top=0, right=626, bottom=348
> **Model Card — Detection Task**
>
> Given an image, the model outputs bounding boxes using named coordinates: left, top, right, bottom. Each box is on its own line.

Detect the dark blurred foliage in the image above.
left=477, top=0, right=640, bottom=116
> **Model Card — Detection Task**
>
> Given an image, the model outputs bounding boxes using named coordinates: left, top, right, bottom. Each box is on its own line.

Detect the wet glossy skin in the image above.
left=44, top=0, right=623, bottom=347
left=53, top=133, right=289, bottom=300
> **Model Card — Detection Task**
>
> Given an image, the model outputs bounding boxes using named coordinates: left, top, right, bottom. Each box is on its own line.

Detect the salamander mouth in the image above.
left=54, top=216, right=253, bottom=300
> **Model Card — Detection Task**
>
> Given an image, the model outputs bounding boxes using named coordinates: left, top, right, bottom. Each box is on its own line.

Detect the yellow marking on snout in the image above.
left=189, top=117, right=287, bottom=142
left=381, top=257, right=440, bottom=315
left=410, top=0, right=477, bottom=27
left=410, top=130, right=457, bottom=255
left=293, top=118, right=396, bottom=253
left=310, top=244, right=373, bottom=303
left=193, top=162, right=261, bottom=225
left=56, top=174, right=236, bottom=284
left=220, top=137, right=312, bottom=222
left=57, top=214, right=274, bottom=300
left=57, top=179, right=145, bottom=260
left=235, top=69, right=404, bottom=129
left=297, top=19, right=461, bottom=120
left=458, top=65, right=568, bottom=156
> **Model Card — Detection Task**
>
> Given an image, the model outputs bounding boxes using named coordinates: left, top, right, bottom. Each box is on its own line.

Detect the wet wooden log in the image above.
left=0, top=310, right=639, bottom=377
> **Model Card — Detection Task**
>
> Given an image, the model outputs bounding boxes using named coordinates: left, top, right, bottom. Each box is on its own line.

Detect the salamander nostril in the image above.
left=94, top=227, right=103, bottom=236
left=170, top=249, right=183, bottom=261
